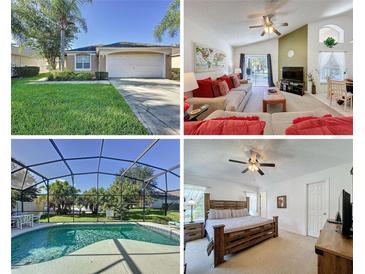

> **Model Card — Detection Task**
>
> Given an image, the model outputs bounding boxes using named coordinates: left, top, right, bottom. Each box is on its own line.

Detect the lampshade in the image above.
left=184, top=72, right=198, bottom=92
left=188, top=199, right=196, bottom=206
left=234, top=68, right=242, bottom=74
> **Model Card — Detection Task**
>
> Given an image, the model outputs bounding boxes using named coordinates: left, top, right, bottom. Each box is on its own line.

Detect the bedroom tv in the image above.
left=282, top=67, right=304, bottom=82
left=341, top=189, right=352, bottom=237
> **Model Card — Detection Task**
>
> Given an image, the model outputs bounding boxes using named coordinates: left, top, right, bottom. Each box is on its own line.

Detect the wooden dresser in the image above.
left=184, top=221, right=204, bottom=242
left=315, top=222, right=353, bottom=274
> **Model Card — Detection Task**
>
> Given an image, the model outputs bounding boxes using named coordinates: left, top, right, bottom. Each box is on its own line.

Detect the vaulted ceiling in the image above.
left=185, top=0, right=353, bottom=47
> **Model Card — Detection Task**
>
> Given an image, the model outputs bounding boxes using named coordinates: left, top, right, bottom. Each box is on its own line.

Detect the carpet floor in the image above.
left=244, top=87, right=342, bottom=116
left=185, top=230, right=317, bottom=274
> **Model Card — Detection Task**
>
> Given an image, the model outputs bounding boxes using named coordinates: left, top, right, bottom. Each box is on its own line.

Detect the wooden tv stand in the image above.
left=280, top=79, right=304, bottom=96
left=315, top=222, right=353, bottom=274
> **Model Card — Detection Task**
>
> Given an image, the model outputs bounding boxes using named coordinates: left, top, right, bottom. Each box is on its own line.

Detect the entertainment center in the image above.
left=280, top=67, right=305, bottom=96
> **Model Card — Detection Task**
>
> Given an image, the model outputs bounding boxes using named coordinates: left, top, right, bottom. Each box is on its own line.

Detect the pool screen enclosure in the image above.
left=11, top=139, right=180, bottom=223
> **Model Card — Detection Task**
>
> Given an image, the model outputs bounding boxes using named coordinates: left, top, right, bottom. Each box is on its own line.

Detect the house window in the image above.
left=246, top=192, right=257, bottom=216
left=184, top=185, right=205, bottom=222
left=76, top=54, right=91, bottom=70
left=319, top=24, right=344, bottom=43
left=319, top=52, right=346, bottom=83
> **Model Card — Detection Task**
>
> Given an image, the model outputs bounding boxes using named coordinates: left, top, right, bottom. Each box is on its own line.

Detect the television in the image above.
left=282, top=67, right=304, bottom=82
left=341, top=189, right=352, bottom=237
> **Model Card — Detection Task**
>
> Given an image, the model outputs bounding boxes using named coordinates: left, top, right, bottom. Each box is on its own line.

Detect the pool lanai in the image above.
left=11, top=139, right=180, bottom=274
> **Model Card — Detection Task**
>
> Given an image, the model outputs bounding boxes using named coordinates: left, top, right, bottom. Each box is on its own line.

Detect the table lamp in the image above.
left=234, top=68, right=242, bottom=79
left=184, top=72, right=198, bottom=93
left=188, top=198, right=196, bottom=223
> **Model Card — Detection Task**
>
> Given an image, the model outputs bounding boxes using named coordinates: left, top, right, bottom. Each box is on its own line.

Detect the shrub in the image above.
left=171, top=68, right=180, bottom=81
left=47, top=70, right=94, bottom=81
left=13, top=66, right=40, bottom=77
left=95, top=71, right=109, bottom=80
left=75, top=71, right=94, bottom=80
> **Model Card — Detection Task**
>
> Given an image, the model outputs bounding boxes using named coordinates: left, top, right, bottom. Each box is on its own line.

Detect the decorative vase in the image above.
left=311, top=83, right=316, bottom=94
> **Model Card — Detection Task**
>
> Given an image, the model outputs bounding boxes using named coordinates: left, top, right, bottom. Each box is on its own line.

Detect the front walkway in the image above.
left=110, top=78, right=180, bottom=135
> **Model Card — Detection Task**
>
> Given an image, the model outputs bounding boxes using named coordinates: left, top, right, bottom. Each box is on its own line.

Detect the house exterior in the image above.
left=65, top=42, right=173, bottom=78
left=171, top=45, right=180, bottom=69
left=11, top=44, right=48, bottom=72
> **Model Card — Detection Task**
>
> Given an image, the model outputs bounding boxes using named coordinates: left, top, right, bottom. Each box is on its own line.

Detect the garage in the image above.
left=107, top=53, right=164, bottom=78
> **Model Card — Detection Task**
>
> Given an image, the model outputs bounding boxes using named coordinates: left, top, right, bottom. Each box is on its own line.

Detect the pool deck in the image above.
left=12, top=238, right=179, bottom=274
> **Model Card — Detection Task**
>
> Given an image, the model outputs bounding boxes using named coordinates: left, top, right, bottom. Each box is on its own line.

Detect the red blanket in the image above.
left=285, top=116, right=353, bottom=135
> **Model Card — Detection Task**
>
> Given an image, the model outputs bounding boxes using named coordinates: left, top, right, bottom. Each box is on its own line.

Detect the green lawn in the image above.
left=11, top=74, right=148, bottom=135
left=40, top=209, right=179, bottom=225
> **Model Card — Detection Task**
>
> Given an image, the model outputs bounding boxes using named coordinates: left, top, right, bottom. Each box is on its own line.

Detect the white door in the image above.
left=260, top=192, right=267, bottom=218
left=307, top=181, right=329, bottom=237
left=107, top=53, right=164, bottom=78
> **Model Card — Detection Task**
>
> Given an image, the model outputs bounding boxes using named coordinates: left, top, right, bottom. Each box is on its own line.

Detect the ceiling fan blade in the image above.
left=257, top=168, right=265, bottom=176
left=263, top=15, right=270, bottom=25
left=241, top=168, right=249, bottom=174
left=260, top=163, right=276, bottom=167
left=280, top=22, right=288, bottom=26
left=272, top=26, right=281, bottom=36
left=249, top=25, right=264, bottom=28
left=229, top=159, right=248, bottom=164
left=260, top=30, right=266, bottom=36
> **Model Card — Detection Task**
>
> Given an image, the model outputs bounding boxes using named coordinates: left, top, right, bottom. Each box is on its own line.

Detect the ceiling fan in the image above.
left=229, top=150, right=275, bottom=176
left=249, top=15, right=288, bottom=36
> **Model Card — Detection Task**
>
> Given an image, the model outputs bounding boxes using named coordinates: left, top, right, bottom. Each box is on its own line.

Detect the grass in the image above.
left=40, top=209, right=179, bottom=225
left=11, top=74, right=148, bottom=135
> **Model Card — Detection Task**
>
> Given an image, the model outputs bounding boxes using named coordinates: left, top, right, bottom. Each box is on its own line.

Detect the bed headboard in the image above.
left=204, top=193, right=249, bottom=220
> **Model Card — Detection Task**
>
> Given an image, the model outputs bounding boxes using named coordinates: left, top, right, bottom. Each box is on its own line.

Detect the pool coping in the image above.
left=11, top=221, right=180, bottom=240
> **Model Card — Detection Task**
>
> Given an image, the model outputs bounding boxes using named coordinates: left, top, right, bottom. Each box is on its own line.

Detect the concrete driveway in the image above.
left=110, top=78, right=180, bottom=135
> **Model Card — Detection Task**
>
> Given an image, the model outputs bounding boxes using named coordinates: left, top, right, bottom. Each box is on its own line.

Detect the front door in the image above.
left=307, top=180, right=329, bottom=237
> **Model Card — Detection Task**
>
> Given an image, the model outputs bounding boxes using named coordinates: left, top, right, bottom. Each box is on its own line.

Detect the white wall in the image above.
left=261, top=163, right=352, bottom=235
left=184, top=17, right=233, bottom=80
left=307, top=14, right=353, bottom=93
left=232, top=39, right=279, bottom=83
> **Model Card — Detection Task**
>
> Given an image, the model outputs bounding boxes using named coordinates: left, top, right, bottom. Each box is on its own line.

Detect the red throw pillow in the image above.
left=211, top=80, right=223, bottom=97
left=285, top=116, right=353, bottom=135
left=184, top=120, right=266, bottom=135
left=184, top=102, right=190, bottom=112
left=217, top=81, right=230, bottom=96
left=230, top=74, right=241, bottom=88
left=212, top=116, right=260, bottom=121
left=192, top=78, right=214, bottom=98
left=292, top=114, right=332, bottom=124
left=184, top=96, right=188, bottom=101
left=217, top=75, right=234, bottom=90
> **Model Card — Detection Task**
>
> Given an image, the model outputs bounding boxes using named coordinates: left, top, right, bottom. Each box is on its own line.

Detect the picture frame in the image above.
left=194, top=43, right=226, bottom=73
left=277, top=195, right=287, bottom=208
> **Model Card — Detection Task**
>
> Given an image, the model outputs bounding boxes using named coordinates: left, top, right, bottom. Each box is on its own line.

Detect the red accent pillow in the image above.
left=292, top=114, right=332, bottom=124
left=230, top=74, right=241, bottom=88
left=217, top=75, right=234, bottom=90
left=184, top=102, right=190, bottom=112
left=211, top=80, right=223, bottom=97
left=184, top=120, right=266, bottom=135
left=217, top=81, right=230, bottom=96
left=184, top=96, right=188, bottom=101
left=212, top=116, right=260, bottom=121
left=285, top=116, right=353, bottom=135
left=192, top=78, right=214, bottom=98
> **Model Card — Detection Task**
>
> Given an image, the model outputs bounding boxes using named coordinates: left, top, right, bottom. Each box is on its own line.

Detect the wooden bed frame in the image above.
left=204, top=193, right=278, bottom=267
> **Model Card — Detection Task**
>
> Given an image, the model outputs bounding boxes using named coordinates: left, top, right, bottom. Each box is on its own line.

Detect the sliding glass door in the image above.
left=245, top=55, right=268, bottom=86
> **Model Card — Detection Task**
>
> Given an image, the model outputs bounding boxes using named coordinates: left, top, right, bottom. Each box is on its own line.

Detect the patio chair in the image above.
left=328, top=80, right=353, bottom=111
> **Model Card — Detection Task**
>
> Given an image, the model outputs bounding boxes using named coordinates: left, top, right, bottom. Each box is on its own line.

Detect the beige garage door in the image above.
left=107, top=53, right=164, bottom=78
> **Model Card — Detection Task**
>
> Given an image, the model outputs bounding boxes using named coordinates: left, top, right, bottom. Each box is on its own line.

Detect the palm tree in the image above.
left=154, top=0, right=180, bottom=42
left=51, top=0, right=92, bottom=70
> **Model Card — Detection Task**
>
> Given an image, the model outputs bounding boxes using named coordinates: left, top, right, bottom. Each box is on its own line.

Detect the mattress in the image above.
left=205, top=216, right=273, bottom=240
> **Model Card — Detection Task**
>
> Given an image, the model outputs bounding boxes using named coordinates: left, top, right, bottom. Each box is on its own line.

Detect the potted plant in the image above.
left=324, top=36, right=338, bottom=48
left=308, top=72, right=316, bottom=94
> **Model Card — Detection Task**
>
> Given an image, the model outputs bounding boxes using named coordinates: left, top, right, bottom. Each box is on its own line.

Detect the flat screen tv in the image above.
left=282, top=67, right=304, bottom=82
left=342, top=189, right=352, bottom=236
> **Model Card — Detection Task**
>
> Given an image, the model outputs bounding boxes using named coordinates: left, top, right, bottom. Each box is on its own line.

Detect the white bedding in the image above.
left=205, top=216, right=273, bottom=240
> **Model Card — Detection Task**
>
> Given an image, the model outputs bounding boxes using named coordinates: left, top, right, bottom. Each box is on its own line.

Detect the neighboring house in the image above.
left=171, top=45, right=180, bottom=69
left=65, top=41, right=174, bottom=78
left=11, top=44, right=48, bottom=72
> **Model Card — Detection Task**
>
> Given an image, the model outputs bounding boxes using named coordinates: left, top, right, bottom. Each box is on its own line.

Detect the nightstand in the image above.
left=184, top=221, right=204, bottom=242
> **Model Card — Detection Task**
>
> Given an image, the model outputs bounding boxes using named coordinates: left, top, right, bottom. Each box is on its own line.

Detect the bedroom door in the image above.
left=307, top=180, right=329, bottom=237
left=260, top=192, right=267, bottom=218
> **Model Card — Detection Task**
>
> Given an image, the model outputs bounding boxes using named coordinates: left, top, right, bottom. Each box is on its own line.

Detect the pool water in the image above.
left=12, top=224, right=179, bottom=266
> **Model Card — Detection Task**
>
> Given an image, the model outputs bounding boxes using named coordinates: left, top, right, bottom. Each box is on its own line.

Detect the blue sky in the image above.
left=12, top=139, right=180, bottom=191
left=71, top=0, right=179, bottom=49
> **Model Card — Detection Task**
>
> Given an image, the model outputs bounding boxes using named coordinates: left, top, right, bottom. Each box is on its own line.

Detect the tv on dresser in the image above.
left=280, top=67, right=305, bottom=96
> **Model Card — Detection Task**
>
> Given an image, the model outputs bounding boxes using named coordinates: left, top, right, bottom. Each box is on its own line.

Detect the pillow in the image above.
left=215, top=209, right=232, bottom=219
left=285, top=116, right=353, bottom=135
left=230, top=74, right=241, bottom=88
left=207, top=209, right=217, bottom=219
left=231, top=209, right=244, bottom=218
left=242, top=208, right=249, bottom=216
left=218, top=80, right=230, bottom=96
left=217, top=75, right=234, bottom=90
left=211, top=80, right=223, bottom=97
left=184, top=119, right=266, bottom=135
left=212, top=116, right=260, bottom=121
left=292, top=114, right=332, bottom=124
left=192, top=78, right=214, bottom=98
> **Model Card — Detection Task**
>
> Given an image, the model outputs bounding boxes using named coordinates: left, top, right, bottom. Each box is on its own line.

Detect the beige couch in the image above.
left=205, top=109, right=331, bottom=135
left=186, top=83, right=252, bottom=119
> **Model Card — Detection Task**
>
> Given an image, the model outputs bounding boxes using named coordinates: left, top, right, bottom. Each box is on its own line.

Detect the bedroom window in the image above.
left=319, top=52, right=346, bottom=84
left=76, top=54, right=91, bottom=70
left=184, top=185, right=205, bottom=222
left=246, top=192, right=258, bottom=216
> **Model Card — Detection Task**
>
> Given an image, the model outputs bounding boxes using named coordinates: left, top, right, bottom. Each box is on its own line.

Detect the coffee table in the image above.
left=263, top=88, right=286, bottom=112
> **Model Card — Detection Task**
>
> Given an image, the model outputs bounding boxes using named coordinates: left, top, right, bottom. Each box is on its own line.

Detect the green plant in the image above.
left=75, top=71, right=94, bottom=80
left=95, top=71, right=109, bottom=80
left=13, top=66, right=40, bottom=77
left=171, top=68, right=180, bottom=81
left=154, top=0, right=180, bottom=42
left=324, top=36, right=338, bottom=48
left=47, top=70, right=94, bottom=81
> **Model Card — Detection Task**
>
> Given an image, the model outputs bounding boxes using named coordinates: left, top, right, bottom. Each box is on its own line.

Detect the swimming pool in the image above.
left=12, top=223, right=179, bottom=266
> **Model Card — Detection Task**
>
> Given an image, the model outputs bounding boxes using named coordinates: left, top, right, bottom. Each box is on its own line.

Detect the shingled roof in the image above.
left=68, top=41, right=173, bottom=52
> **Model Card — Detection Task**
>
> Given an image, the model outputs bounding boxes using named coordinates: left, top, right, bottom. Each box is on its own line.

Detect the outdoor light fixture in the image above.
left=188, top=198, right=196, bottom=223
